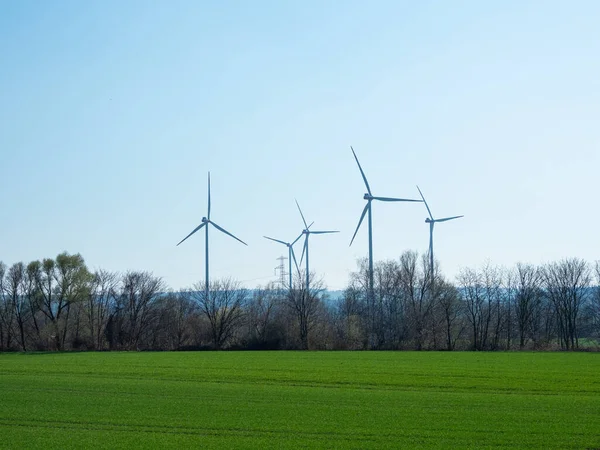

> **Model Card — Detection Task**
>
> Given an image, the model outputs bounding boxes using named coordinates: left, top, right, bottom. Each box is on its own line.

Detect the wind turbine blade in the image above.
left=350, top=203, right=369, bottom=246
left=264, top=236, right=288, bottom=246
left=371, top=196, right=422, bottom=202
left=308, top=221, right=314, bottom=229
left=209, top=221, right=248, bottom=245
left=176, top=222, right=206, bottom=246
left=311, top=230, right=339, bottom=234
left=436, top=215, right=464, bottom=223
left=416, top=185, right=434, bottom=220
left=350, top=146, right=372, bottom=195
left=292, top=233, right=304, bottom=246
left=290, top=247, right=300, bottom=275
left=295, top=199, right=308, bottom=228
left=207, top=172, right=211, bottom=220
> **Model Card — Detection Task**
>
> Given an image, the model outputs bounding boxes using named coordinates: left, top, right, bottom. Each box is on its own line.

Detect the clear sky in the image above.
left=1, top=1, right=599, bottom=290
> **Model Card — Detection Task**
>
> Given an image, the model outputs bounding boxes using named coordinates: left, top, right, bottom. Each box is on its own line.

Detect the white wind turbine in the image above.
left=295, top=200, right=338, bottom=294
left=177, top=172, right=247, bottom=300
left=349, top=146, right=422, bottom=297
left=416, top=185, right=464, bottom=277
left=263, top=232, right=304, bottom=290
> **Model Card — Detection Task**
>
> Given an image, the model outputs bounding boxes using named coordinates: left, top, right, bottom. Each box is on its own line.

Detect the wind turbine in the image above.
left=177, top=172, right=247, bottom=301
left=263, top=232, right=304, bottom=290
left=295, top=200, right=338, bottom=293
left=349, top=146, right=422, bottom=297
left=416, top=185, right=464, bottom=277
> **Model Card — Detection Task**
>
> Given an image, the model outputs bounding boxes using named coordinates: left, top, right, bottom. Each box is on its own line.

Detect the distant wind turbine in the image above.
left=177, top=172, right=247, bottom=300
left=416, top=185, right=464, bottom=277
left=349, top=146, right=422, bottom=296
left=295, top=200, right=338, bottom=294
left=263, top=230, right=307, bottom=290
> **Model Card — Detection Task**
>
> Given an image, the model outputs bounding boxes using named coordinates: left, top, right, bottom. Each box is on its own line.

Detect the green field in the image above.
left=1, top=352, right=599, bottom=449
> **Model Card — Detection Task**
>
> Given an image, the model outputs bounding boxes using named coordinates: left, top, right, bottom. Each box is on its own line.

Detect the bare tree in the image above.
left=398, top=252, right=433, bottom=350
left=482, top=263, right=505, bottom=350
left=348, top=258, right=373, bottom=347
left=0, top=262, right=9, bottom=350
left=587, top=261, right=600, bottom=341
left=512, top=263, right=544, bottom=349
left=88, top=270, right=118, bottom=350
left=6, top=263, right=28, bottom=350
left=333, top=286, right=366, bottom=349
left=246, top=282, right=282, bottom=348
left=191, top=278, right=247, bottom=349
left=285, top=271, right=325, bottom=349
left=159, top=292, right=198, bottom=350
left=458, top=267, right=491, bottom=350
left=543, top=258, right=591, bottom=350
left=23, top=261, right=43, bottom=345
left=435, top=280, right=464, bottom=350
left=349, top=257, right=410, bottom=349
left=118, top=271, right=165, bottom=350
left=376, top=259, right=404, bottom=349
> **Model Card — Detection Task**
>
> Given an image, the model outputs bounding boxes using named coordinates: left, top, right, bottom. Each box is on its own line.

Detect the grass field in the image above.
left=1, top=351, right=599, bottom=449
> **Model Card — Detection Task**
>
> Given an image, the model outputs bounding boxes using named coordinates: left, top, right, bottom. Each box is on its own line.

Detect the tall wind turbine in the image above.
left=416, top=185, right=463, bottom=277
left=349, top=146, right=422, bottom=296
left=263, top=233, right=304, bottom=290
left=295, top=200, right=338, bottom=293
left=177, top=172, right=247, bottom=301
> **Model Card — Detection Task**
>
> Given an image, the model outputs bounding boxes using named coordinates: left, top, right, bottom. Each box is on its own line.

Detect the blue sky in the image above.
left=1, top=1, right=599, bottom=290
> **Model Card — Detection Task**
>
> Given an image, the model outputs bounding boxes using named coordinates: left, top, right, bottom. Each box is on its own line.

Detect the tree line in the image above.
left=0, top=251, right=599, bottom=352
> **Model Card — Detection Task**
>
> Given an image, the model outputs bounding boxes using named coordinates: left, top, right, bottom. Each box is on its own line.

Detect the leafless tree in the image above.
left=458, top=267, right=490, bottom=350
left=376, top=259, right=404, bottom=349
left=348, top=252, right=454, bottom=350
left=5, top=263, right=28, bottom=350
left=285, top=271, right=325, bottom=349
left=481, top=263, right=506, bottom=350
left=435, top=280, right=464, bottom=350
left=173, top=292, right=198, bottom=349
left=501, top=269, right=516, bottom=350
left=118, top=271, right=165, bottom=350
left=543, top=258, right=591, bottom=350
left=398, top=252, right=433, bottom=350
left=88, top=270, right=118, bottom=350
left=246, top=282, right=282, bottom=348
left=23, top=261, right=43, bottom=345
left=587, top=261, right=600, bottom=341
left=348, top=258, right=374, bottom=347
left=191, top=278, right=247, bottom=349
left=333, top=286, right=366, bottom=349
left=348, top=257, right=411, bottom=349
left=512, top=263, right=544, bottom=349
left=0, top=262, right=10, bottom=350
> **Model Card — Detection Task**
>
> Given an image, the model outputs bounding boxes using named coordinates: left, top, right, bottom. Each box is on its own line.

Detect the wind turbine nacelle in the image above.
left=425, top=218, right=432, bottom=223
left=202, top=217, right=208, bottom=223
left=363, top=193, right=371, bottom=200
